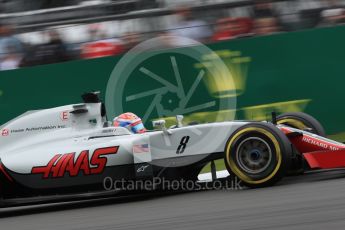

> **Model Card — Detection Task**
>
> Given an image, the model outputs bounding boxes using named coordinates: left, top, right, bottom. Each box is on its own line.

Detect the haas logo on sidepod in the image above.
left=32, top=146, right=119, bottom=179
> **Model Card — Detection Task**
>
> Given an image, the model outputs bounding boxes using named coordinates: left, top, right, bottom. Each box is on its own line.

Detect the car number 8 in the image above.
left=176, top=136, right=190, bottom=154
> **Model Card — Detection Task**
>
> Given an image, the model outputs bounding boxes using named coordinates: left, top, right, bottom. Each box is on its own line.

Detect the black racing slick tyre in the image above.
left=276, top=112, right=325, bottom=136
left=224, top=123, right=292, bottom=188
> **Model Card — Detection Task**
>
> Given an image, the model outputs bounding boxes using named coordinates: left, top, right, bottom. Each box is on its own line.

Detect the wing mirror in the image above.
left=152, top=119, right=172, bottom=135
left=176, top=115, right=184, bottom=128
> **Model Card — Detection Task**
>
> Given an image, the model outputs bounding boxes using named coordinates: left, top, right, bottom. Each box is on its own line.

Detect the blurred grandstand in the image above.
left=0, top=0, right=344, bottom=70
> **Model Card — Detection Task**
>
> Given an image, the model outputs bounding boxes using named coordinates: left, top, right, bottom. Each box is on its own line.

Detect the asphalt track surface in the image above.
left=2, top=170, right=345, bottom=230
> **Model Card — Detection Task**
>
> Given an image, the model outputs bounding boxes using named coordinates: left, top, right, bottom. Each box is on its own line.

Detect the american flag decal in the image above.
left=133, top=144, right=150, bottom=153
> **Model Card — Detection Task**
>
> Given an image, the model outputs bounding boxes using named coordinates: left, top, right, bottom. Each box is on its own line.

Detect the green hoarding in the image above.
left=1, top=25, right=345, bottom=139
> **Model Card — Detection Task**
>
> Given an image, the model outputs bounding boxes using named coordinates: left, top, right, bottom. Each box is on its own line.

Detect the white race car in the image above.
left=1, top=92, right=341, bottom=207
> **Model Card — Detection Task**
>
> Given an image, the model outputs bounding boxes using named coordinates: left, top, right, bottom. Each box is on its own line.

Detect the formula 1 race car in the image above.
left=1, top=92, right=345, bottom=207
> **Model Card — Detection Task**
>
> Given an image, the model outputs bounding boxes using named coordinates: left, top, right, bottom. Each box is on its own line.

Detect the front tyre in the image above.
left=224, top=123, right=292, bottom=188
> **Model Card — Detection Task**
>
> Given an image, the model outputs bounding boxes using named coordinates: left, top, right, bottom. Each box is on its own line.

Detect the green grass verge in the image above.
left=200, top=159, right=226, bottom=174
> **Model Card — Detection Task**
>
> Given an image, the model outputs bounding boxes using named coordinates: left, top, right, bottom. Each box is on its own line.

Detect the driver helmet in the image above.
left=113, top=112, right=146, bottom=134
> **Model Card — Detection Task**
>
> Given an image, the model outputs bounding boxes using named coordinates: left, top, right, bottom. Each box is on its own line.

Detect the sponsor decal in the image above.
left=31, top=146, right=119, bottom=179
left=1, top=129, right=9, bottom=136
left=60, top=111, right=69, bottom=121
left=7, top=125, right=67, bottom=135
left=25, top=125, right=65, bottom=132
left=11, top=128, right=24, bottom=133
left=302, top=136, right=340, bottom=151
left=102, top=128, right=117, bottom=134
left=137, top=165, right=149, bottom=173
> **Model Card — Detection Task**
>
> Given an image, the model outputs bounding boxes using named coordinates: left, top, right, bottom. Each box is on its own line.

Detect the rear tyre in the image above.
left=276, top=112, right=325, bottom=136
left=224, top=123, right=292, bottom=188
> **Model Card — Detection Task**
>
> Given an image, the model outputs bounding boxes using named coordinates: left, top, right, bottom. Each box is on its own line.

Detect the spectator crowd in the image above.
left=1, top=0, right=345, bottom=71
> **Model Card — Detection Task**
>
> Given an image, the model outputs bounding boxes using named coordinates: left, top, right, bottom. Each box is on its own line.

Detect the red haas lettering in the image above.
left=32, top=154, right=61, bottom=178
left=90, top=147, right=114, bottom=174
left=32, top=146, right=119, bottom=179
